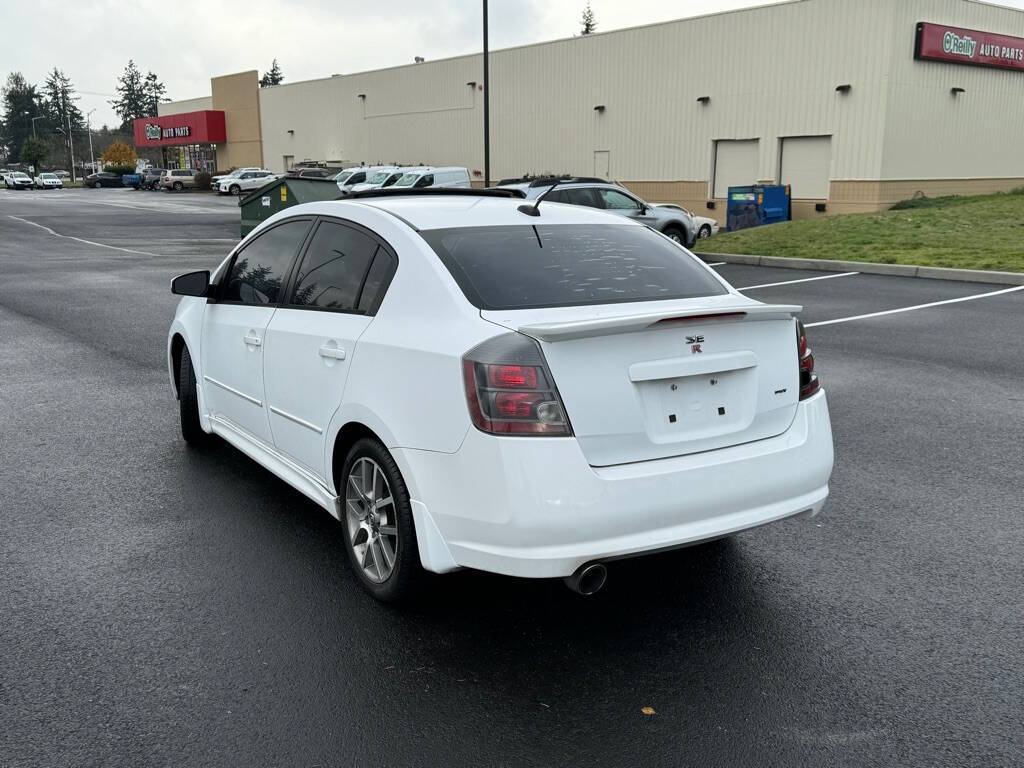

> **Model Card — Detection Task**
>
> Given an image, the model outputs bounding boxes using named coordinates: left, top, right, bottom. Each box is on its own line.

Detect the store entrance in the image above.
left=162, top=144, right=217, bottom=172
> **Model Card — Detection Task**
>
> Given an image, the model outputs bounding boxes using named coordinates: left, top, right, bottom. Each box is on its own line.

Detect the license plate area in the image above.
left=635, top=366, right=758, bottom=444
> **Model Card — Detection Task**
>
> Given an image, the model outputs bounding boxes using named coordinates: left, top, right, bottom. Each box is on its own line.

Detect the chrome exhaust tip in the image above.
left=563, top=563, right=608, bottom=595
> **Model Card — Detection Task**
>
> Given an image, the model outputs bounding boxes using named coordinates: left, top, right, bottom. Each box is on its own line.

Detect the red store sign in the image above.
left=132, top=110, right=227, bottom=146
left=915, top=22, right=1024, bottom=71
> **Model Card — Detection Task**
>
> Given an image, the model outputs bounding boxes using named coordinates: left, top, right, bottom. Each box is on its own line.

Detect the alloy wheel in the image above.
left=345, top=457, right=399, bottom=584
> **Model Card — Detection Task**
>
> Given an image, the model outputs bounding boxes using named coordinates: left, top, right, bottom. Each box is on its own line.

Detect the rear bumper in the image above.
left=396, top=390, right=834, bottom=578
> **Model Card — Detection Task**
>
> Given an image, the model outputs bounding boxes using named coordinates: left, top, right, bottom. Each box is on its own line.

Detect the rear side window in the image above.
left=223, top=219, right=311, bottom=305
left=287, top=221, right=379, bottom=311
left=421, top=223, right=725, bottom=310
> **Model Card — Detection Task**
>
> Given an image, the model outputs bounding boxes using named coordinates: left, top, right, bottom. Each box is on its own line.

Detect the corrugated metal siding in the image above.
left=254, top=0, right=1024, bottom=186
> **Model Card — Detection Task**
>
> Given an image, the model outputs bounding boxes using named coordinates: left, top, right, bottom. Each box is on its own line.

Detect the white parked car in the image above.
left=33, top=172, right=63, bottom=189
left=167, top=190, right=833, bottom=602
left=390, top=166, right=471, bottom=190
left=655, top=203, right=720, bottom=240
left=211, top=167, right=266, bottom=190
left=218, top=170, right=276, bottom=195
left=3, top=171, right=33, bottom=189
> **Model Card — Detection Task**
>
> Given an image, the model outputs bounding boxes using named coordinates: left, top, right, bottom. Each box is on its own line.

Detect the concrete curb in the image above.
left=697, top=252, right=1024, bottom=286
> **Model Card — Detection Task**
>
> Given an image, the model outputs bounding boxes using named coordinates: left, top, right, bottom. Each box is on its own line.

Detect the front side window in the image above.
left=421, top=223, right=725, bottom=311
left=287, top=221, right=379, bottom=311
left=223, top=220, right=311, bottom=305
left=599, top=189, right=642, bottom=210
left=414, top=174, right=434, bottom=188
left=334, top=171, right=353, bottom=183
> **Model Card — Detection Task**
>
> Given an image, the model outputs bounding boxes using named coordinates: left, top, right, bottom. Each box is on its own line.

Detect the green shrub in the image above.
left=194, top=171, right=212, bottom=190
left=104, top=164, right=136, bottom=176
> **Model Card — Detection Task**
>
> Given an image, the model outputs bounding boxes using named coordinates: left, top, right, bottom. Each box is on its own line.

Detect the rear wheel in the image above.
left=341, top=438, right=422, bottom=602
left=93, top=181, right=101, bottom=189
left=173, top=181, right=183, bottom=191
left=177, top=346, right=208, bottom=446
left=699, top=224, right=712, bottom=239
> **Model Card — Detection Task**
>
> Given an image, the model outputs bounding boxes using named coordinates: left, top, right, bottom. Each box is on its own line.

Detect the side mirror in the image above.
left=171, top=270, right=210, bottom=297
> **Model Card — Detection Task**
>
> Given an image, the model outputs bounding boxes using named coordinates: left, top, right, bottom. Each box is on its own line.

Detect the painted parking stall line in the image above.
left=7, top=215, right=161, bottom=257
left=738, top=272, right=860, bottom=291
left=807, top=284, right=1024, bottom=327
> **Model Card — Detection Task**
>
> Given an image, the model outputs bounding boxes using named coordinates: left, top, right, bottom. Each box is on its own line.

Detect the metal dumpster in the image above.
left=725, top=184, right=791, bottom=233
left=239, top=177, right=345, bottom=237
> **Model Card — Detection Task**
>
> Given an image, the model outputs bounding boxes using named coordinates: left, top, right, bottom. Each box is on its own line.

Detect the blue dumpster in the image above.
left=725, top=185, right=791, bottom=232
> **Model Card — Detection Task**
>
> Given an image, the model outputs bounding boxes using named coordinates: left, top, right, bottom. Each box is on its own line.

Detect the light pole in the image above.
left=30, top=116, right=44, bottom=137
left=86, top=109, right=96, bottom=176
left=482, top=0, right=490, bottom=187
left=63, top=92, right=76, bottom=182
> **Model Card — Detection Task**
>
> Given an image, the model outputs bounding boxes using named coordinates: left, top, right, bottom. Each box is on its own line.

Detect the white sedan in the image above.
left=33, top=172, right=63, bottom=189
left=218, top=170, right=277, bottom=195
left=654, top=203, right=721, bottom=239
left=167, top=191, right=833, bottom=602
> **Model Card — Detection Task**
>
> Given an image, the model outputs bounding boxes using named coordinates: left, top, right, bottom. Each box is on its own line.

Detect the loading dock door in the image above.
left=780, top=136, right=831, bottom=200
left=713, top=140, right=759, bottom=199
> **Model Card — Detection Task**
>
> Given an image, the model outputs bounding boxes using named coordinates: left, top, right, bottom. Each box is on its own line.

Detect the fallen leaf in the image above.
left=641, top=706, right=656, bottom=716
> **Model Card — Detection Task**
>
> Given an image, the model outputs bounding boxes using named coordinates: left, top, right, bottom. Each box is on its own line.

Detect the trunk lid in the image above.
left=482, top=297, right=802, bottom=467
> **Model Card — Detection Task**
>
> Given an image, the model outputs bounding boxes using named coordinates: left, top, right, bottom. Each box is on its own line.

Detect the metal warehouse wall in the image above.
left=249, top=0, right=1024, bottom=213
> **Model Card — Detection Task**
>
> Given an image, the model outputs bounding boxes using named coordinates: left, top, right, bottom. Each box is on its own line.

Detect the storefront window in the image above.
left=162, top=144, right=217, bottom=171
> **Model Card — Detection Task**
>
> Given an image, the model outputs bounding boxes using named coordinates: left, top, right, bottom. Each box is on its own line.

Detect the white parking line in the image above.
left=7, top=215, right=160, bottom=257
left=739, top=272, right=859, bottom=291
left=705, top=261, right=727, bottom=267
left=807, top=284, right=1024, bottom=327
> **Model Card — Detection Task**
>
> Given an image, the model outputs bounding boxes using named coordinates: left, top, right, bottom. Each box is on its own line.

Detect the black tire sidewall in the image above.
left=663, top=226, right=685, bottom=243
left=339, top=437, right=421, bottom=602
left=178, top=346, right=207, bottom=445
left=700, top=225, right=711, bottom=238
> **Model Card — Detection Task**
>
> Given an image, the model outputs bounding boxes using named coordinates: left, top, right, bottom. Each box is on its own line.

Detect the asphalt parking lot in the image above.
left=2, top=187, right=1022, bottom=767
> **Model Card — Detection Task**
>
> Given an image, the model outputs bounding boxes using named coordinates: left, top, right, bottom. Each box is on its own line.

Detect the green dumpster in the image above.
left=239, top=177, right=345, bottom=237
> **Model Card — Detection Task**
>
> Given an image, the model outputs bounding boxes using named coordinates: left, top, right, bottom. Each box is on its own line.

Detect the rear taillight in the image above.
left=796, top=319, right=820, bottom=400
left=462, top=333, right=572, bottom=436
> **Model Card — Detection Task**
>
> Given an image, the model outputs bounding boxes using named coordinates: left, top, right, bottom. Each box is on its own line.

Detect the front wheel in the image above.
left=177, top=346, right=209, bottom=446
left=662, top=226, right=686, bottom=245
left=229, top=184, right=241, bottom=196
left=341, top=437, right=422, bottom=603
left=93, top=181, right=102, bottom=189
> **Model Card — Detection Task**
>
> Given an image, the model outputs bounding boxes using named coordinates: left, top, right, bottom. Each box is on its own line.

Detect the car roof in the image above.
left=299, top=194, right=647, bottom=231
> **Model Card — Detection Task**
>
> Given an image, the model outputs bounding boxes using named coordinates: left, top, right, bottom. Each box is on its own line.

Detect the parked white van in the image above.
left=349, top=166, right=404, bottom=193
left=335, top=165, right=395, bottom=192
left=391, top=166, right=471, bottom=189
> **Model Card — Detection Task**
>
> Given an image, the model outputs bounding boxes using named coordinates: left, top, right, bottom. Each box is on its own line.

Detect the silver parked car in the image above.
left=497, top=178, right=697, bottom=247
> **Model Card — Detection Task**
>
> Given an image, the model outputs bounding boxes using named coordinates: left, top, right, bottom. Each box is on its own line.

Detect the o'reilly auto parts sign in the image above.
left=916, top=22, right=1024, bottom=71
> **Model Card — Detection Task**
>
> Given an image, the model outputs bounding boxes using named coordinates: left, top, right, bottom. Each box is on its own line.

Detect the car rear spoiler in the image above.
left=517, top=304, right=802, bottom=342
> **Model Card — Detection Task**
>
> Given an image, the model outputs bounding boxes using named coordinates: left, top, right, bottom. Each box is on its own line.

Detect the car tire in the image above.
left=699, top=224, right=712, bottom=239
left=177, top=346, right=209, bottom=446
left=173, top=181, right=183, bottom=191
left=662, top=225, right=686, bottom=245
left=93, top=181, right=102, bottom=189
left=229, top=184, right=241, bottom=196
left=340, top=437, right=423, bottom=603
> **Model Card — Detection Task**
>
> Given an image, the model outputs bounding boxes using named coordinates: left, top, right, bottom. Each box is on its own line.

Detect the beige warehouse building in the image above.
left=154, top=0, right=1024, bottom=223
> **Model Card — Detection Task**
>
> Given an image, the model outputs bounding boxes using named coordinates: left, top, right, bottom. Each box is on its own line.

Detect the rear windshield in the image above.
left=420, top=223, right=726, bottom=310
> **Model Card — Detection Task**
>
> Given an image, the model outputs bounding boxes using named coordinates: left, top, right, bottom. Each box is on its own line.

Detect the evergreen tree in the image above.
left=259, top=60, right=285, bottom=87
left=109, top=60, right=148, bottom=130
left=20, top=135, right=49, bottom=172
left=581, top=3, right=597, bottom=34
left=1, top=72, right=42, bottom=163
left=143, top=71, right=168, bottom=116
left=42, top=68, right=84, bottom=133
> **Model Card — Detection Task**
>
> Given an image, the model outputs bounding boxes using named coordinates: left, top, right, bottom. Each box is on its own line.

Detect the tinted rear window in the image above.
left=420, top=224, right=726, bottom=310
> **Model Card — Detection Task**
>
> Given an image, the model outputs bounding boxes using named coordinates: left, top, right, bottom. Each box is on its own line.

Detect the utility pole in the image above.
left=63, top=90, right=76, bottom=182
left=87, top=109, right=96, bottom=176
left=483, top=0, right=490, bottom=187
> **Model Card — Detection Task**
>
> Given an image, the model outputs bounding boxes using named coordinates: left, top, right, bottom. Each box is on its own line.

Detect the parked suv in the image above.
left=140, top=167, right=165, bottom=190
left=218, top=169, right=276, bottom=195
left=167, top=189, right=833, bottom=602
left=211, top=167, right=265, bottom=190
left=161, top=168, right=200, bottom=191
left=499, top=178, right=697, bottom=247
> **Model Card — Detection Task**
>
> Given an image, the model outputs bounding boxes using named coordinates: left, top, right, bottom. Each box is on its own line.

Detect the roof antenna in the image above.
left=517, top=179, right=562, bottom=217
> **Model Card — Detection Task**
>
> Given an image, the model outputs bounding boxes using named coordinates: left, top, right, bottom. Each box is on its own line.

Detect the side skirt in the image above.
left=208, top=415, right=342, bottom=520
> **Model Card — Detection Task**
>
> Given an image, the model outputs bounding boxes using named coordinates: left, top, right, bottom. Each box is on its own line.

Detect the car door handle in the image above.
left=318, top=345, right=346, bottom=360
left=243, top=333, right=262, bottom=347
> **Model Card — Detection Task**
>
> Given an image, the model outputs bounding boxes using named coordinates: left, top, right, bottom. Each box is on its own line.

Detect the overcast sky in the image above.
left=4, top=0, right=1024, bottom=128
